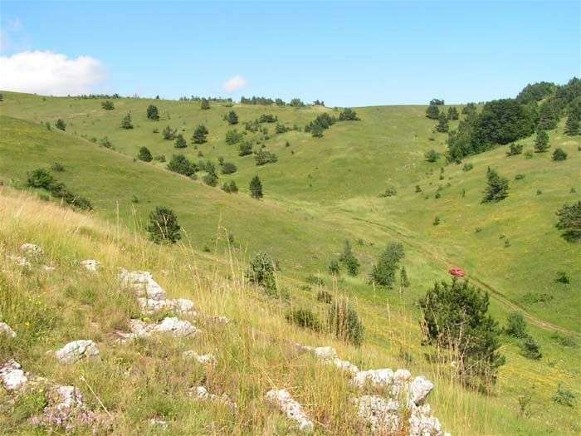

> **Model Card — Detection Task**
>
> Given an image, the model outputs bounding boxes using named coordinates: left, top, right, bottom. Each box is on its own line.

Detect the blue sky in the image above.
left=0, top=1, right=579, bottom=106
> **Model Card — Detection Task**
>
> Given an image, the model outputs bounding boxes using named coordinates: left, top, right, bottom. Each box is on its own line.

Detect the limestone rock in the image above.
left=331, top=357, right=360, bottom=375
left=409, top=376, right=434, bottom=406
left=265, top=389, right=314, bottom=432
left=123, top=317, right=198, bottom=340
left=354, top=395, right=401, bottom=434
left=80, top=259, right=100, bottom=272
left=0, top=359, right=28, bottom=390
left=120, top=270, right=166, bottom=301
left=55, top=340, right=100, bottom=364
left=137, top=297, right=196, bottom=315
left=313, top=346, right=337, bottom=360
left=409, top=404, right=444, bottom=436
left=0, top=322, right=16, bottom=338
left=353, top=368, right=394, bottom=388
left=182, top=351, right=216, bottom=365
left=21, top=243, right=43, bottom=255
left=190, top=386, right=236, bottom=409
left=9, top=255, right=31, bottom=268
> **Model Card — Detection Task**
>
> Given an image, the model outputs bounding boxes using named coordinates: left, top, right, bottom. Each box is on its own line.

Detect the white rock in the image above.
left=137, top=297, right=196, bottom=315
left=409, top=403, right=444, bottom=436
left=9, top=255, right=31, bottom=267
left=265, top=389, right=314, bottom=432
left=352, top=368, right=394, bottom=388
left=0, top=359, right=28, bottom=390
left=210, top=315, right=231, bottom=325
left=43, top=265, right=56, bottom=272
left=120, top=270, right=166, bottom=301
left=80, top=259, right=100, bottom=272
left=155, top=317, right=197, bottom=336
left=313, top=346, right=337, bottom=360
left=149, top=418, right=168, bottom=429
left=190, top=385, right=236, bottom=409
left=354, top=395, right=401, bottom=434
left=331, top=358, right=359, bottom=375
left=183, top=351, right=216, bottom=365
left=0, top=322, right=16, bottom=338
left=55, top=385, right=84, bottom=408
left=55, top=340, right=100, bottom=364
left=21, top=243, right=43, bottom=255
left=409, top=376, right=434, bottom=406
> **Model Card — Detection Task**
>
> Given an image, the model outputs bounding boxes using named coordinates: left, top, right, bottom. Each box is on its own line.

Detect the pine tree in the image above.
left=339, top=240, right=360, bottom=276
left=564, top=113, right=580, bottom=136
left=146, top=104, right=160, bottom=121
left=192, top=125, right=209, bottom=144
left=426, top=104, right=440, bottom=119
left=249, top=175, right=263, bottom=199
left=121, top=113, right=133, bottom=129
left=534, top=129, right=550, bottom=152
left=227, top=110, right=239, bottom=125
left=200, top=98, right=210, bottom=110
left=55, top=119, right=67, bottom=131
left=147, top=206, right=181, bottom=244
left=436, top=111, right=449, bottom=132
left=482, top=168, right=509, bottom=203
left=174, top=133, right=187, bottom=148
left=400, top=266, right=410, bottom=288
left=447, top=106, right=459, bottom=120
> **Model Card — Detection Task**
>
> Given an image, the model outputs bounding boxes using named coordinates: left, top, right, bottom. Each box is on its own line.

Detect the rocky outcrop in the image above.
left=189, top=386, right=236, bottom=409
left=55, top=340, right=100, bottom=364
left=20, top=243, right=43, bottom=255
left=265, top=389, right=314, bottom=432
left=80, top=259, right=100, bottom=272
left=183, top=351, right=216, bottom=366
left=120, top=317, right=198, bottom=340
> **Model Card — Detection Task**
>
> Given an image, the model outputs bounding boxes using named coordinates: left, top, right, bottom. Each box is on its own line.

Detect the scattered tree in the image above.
left=137, top=146, right=153, bottom=162
left=506, top=143, right=523, bottom=156
left=425, top=149, right=440, bottom=162
left=147, top=206, right=181, bottom=244
left=552, top=148, right=568, bottom=161
left=146, top=104, right=160, bottom=121
left=249, top=175, right=263, bottom=199
left=505, top=312, right=528, bottom=338
left=121, top=113, right=133, bottom=129
left=482, top=168, right=509, bottom=203
left=246, top=252, right=277, bottom=293
left=101, top=100, right=115, bottom=110
left=564, top=112, right=580, bottom=136
left=419, top=279, right=505, bottom=390
left=328, top=299, right=364, bottom=346
left=254, top=149, right=278, bottom=166
left=436, top=111, right=449, bottom=132
left=192, top=124, right=209, bottom=144
left=520, top=335, right=542, bottom=360
left=238, top=141, right=253, bottom=156
left=339, top=240, right=360, bottom=276
left=370, top=242, right=405, bottom=287
left=225, top=129, right=243, bottom=145
left=555, top=201, right=581, bottom=241
left=162, top=125, right=177, bottom=140
left=174, top=133, right=187, bottom=149
left=328, top=259, right=340, bottom=275
left=400, top=266, right=410, bottom=288
left=200, top=98, right=210, bottom=110
left=534, top=129, right=550, bottom=152
left=227, top=110, right=239, bottom=125
left=221, top=162, right=237, bottom=175
left=447, top=106, right=459, bottom=120
left=426, top=103, right=440, bottom=119
left=167, top=154, right=196, bottom=177
left=27, top=168, right=54, bottom=189
left=338, top=108, right=360, bottom=121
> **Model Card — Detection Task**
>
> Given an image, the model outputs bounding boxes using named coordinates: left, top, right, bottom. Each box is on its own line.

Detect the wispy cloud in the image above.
left=222, top=75, right=247, bottom=93
left=0, top=50, right=106, bottom=95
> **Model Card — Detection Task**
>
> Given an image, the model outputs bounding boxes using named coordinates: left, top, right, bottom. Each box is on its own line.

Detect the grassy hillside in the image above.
left=1, top=91, right=580, bottom=434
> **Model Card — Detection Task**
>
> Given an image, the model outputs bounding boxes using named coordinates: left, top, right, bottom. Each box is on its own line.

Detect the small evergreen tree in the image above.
left=564, top=113, right=580, bottom=136
left=482, top=168, right=509, bottom=203
left=339, top=240, right=360, bottom=276
left=167, top=154, right=196, bottom=177
left=55, top=119, right=67, bottom=131
left=249, top=175, right=263, bottom=199
left=174, top=133, right=187, bottom=148
left=121, top=113, right=133, bottom=129
left=426, top=104, right=440, bottom=119
left=101, top=100, right=115, bottom=110
left=227, top=110, right=239, bottom=125
left=338, top=108, right=359, bottom=121
left=419, top=279, right=505, bottom=390
left=370, top=242, right=405, bottom=287
left=137, top=146, right=153, bottom=162
left=552, top=148, right=568, bottom=161
left=425, top=149, right=440, bottom=162
left=162, top=125, right=177, bottom=140
left=311, top=123, right=324, bottom=138
left=27, top=168, right=54, bottom=189
left=534, top=129, right=550, bottom=152
left=505, top=312, right=528, bottom=338
left=400, top=266, right=410, bottom=288
left=436, top=111, right=449, bottom=132
left=520, top=335, right=542, bottom=360
left=225, top=129, right=243, bottom=145
left=246, top=252, right=277, bottom=293
left=192, top=124, right=209, bottom=144
left=147, top=206, right=181, bottom=244
left=202, top=162, right=219, bottom=187
left=555, top=201, right=581, bottom=242
left=200, top=98, right=210, bottom=110
left=328, top=259, right=340, bottom=275
left=146, top=104, right=160, bottom=121
left=506, top=143, right=523, bottom=156
left=447, top=106, right=459, bottom=120
left=238, top=142, right=253, bottom=156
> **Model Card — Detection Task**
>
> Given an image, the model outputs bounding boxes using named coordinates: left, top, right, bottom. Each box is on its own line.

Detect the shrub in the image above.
left=26, top=168, right=54, bottom=189
left=146, top=104, right=160, bottom=121
left=555, top=201, right=581, bottom=242
left=238, top=142, right=253, bottom=156
left=339, top=240, right=359, bottom=276
left=425, top=149, right=440, bottom=162
left=246, top=252, right=277, bottom=292
left=555, top=271, right=570, bottom=284
left=305, top=275, right=324, bottom=286
left=553, top=384, right=576, bottom=407
left=482, top=168, right=509, bottom=203
left=154, top=154, right=166, bottom=162
left=147, top=206, right=181, bottom=244
left=328, top=259, right=340, bottom=275
left=505, top=312, right=528, bottom=338
left=137, top=146, right=153, bottom=162
left=249, top=175, right=263, bottom=199
left=226, top=110, right=239, bottom=125
left=514, top=174, right=525, bottom=180
left=221, top=162, right=237, bottom=175
left=167, top=154, right=196, bottom=177
left=221, top=180, right=238, bottom=193
left=370, top=242, right=405, bottom=287
left=328, top=299, right=364, bottom=346
left=419, top=279, right=505, bottom=390
left=50, top=162, right=65, bottom=172
left=506, top=143, right=523, bottom=156
left=101, top=100, right=114, bottom=110
left=192, top=124, right=209, bottom=144
left=338, top=108, right=359, bottom=121
left=286, top=309, right=322, bottom=331
left=162, top=126, right=177, bottom=140
left=225, top=129, right=243, bottom=145
left=552, top=148, right=568, bottom=161
left=99, top=136, right=112, bottom=148
left=174, top=134, right=187, bottom=148
left=550, top=332, right=577, bottom=348
left=258, top=114, right=277, bottom=123
left=462, top=162, right=474, bottom=171
left=380, top=186, right=397, bottom=197
left=120, top=113, right=133, bottom=129
left=255, top=149, right=278, bottom=166
left=520, top=335, right=542, bottom=360
left=433, top=216, right=441, bottom=226
left=55, top=119, right=66, bottom=131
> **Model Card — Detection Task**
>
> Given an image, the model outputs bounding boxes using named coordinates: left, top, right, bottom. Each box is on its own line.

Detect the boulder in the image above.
left=120, top=270, right=166, bottom=301
left=0, top=322, right=16, bottom=338
left=265, top=389, right=314, bottom=432
left=352, top=368, right=394, bottom=388
left=182, top=351, right=216, bottom=365
left=189, top=386, right=236, bottom=409
left=20, top=243, right=43, bottom=255
left=354, top=395, right=401, bottom=434
left=409, top=376, right=434, bottom=406
left=0, top=359, right=28, bottom=390
left=80, top=259, right=100, bottom=272
left=124, top=317, right=198, bottom=339
left=409, top=404, right=445, bottom=436
left=55, top=340, right=100, bottom=364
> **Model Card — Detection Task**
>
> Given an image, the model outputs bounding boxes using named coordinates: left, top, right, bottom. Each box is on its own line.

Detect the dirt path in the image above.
left=349, top=215, right=579, bottom=337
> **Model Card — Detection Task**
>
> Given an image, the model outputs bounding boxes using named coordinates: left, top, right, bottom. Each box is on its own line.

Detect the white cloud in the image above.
left=222, top=75, right=247, bottom=93
left=0, top=50, right=106, bottom=95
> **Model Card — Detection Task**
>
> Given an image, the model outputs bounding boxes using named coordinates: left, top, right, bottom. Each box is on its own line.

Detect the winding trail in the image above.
left=348, top=215, right=579, bottom=337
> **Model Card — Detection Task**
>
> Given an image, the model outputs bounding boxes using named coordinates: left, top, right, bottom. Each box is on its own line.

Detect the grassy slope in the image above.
left=1, top=91, right=580, bottom=433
